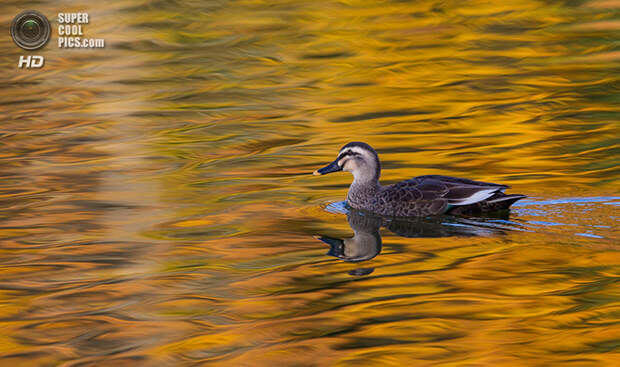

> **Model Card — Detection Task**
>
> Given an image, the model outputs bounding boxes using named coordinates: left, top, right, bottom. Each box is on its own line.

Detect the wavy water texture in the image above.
left=0, top=0, right=618, bottom=366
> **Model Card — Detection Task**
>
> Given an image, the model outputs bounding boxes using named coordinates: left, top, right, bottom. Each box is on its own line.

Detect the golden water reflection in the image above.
left=0, top=0, right=619, bottom=366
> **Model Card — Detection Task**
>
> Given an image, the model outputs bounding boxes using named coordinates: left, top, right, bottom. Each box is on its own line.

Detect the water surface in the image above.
left=0, top=0, right=619, bottom=366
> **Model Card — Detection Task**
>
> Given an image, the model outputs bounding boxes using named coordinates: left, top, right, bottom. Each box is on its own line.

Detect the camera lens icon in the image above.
left=11, top=10, right=51, bottom=50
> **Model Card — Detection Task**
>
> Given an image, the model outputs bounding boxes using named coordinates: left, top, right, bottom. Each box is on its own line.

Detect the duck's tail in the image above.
left=486, top=194, right=527, bottom=206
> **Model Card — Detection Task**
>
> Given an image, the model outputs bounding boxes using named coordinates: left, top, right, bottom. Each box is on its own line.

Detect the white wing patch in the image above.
left=449, top=188, right=497, bottom=206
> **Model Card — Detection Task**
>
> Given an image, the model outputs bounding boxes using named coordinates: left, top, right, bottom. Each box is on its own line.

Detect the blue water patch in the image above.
left=576, top=233, right=605, bottom=239
left=516, top=196, right=620, bottom=206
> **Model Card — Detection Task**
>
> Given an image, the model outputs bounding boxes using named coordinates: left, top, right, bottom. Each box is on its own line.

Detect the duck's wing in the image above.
left=381, top=176, right=507, bottom=216
left=423, top=176, right=508, bottom=206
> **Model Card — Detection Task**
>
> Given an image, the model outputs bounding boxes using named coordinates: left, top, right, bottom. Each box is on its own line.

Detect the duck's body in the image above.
left=347, top=173, right=525, bottom=217
left=314, top=142, right=525, bottom=217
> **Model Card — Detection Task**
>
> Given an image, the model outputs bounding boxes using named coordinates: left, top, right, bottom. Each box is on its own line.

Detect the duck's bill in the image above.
left=316, top=235, right=344, bottom=257
left=313, top=160, right=342, bottom=175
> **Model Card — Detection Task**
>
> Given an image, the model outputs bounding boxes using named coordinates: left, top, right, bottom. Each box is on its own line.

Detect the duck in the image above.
left=313, top=142, right=526, bottom=217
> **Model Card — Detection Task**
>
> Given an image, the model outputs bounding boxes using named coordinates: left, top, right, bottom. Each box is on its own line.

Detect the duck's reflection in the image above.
left=318, top=212, right=383, bottom=262
left=317, top=208, right=511, bottom=275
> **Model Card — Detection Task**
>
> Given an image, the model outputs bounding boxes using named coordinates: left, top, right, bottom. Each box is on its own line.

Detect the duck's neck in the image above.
left=347, top=174, right=381, bottom=208
left=351, top=163, right=381, bottom=188
left=352, top=174, right=380, bottom=189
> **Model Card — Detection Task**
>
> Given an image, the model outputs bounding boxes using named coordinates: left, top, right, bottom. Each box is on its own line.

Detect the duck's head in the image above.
left=313, top=142, right=381, bottom=183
